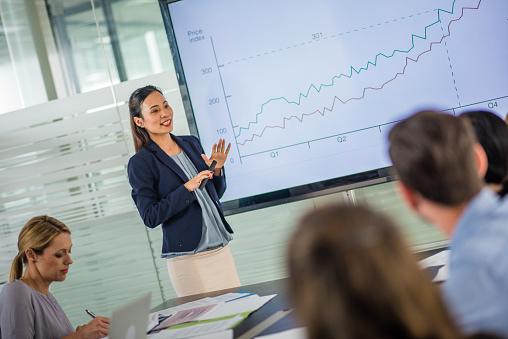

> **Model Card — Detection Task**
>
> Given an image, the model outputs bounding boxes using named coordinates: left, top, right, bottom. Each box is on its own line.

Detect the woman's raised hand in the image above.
left=201, top=139, right=231, bottom=171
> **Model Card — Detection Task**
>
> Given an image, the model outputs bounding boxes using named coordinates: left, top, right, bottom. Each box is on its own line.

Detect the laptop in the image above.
left=108, top=292, right=151, bottom=339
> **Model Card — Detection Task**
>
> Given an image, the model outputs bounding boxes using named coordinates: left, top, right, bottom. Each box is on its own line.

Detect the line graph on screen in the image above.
left=167, top=0, right=508, bottom=202
left=232, top=0, right=474, bottom=142
left=211, top=0, right=480, bottom=156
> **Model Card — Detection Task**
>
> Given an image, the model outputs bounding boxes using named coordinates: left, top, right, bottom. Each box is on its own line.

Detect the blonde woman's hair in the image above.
left=9, top=216, right=70, bottom=282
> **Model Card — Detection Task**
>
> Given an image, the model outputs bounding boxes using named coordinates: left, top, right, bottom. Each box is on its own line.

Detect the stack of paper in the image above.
left=147, top=291, right=276, bottom=339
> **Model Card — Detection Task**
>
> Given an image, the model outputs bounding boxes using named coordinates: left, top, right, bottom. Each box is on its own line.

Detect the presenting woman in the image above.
left=0, top=216, right=110, bottom=339
left=127, top=85, right=241, bottom=297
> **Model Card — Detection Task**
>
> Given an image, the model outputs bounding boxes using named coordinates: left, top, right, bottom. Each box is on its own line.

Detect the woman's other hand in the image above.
left=75, top=316, right=110, bottom=339
left=185, top=170, right=214, bottom=191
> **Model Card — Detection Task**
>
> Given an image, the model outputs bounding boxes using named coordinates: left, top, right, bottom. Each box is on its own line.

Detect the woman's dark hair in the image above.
left=459, top=110, right=508, bottom=197
left=288, top=204, right=462, bottom=339
left=128, top=85, right=163, bottom=152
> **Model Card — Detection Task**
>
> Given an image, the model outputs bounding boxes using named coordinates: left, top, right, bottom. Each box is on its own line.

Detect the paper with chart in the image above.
left=148, top=292, right=253, bottom=330
left=148, top=291, right=275, bottom=337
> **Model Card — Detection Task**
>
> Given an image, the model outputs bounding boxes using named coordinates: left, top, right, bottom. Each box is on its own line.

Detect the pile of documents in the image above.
left=147, top=291, right=276, bottom=339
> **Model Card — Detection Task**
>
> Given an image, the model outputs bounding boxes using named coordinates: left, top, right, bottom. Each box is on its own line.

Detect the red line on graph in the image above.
left=237, top=0, right=481, bottom=146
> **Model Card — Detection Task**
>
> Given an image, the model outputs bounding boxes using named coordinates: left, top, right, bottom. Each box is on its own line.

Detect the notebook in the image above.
left=108, top=292, right=151, bottom=339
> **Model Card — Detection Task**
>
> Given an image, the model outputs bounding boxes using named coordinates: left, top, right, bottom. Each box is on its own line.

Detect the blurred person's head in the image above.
left=459, top=110, right=508, bottom=197
left=288, top=204, right=462, bottom=339
left=388, top=111, right=487, bottom=236
left=389, top=111, right=484, bottom=205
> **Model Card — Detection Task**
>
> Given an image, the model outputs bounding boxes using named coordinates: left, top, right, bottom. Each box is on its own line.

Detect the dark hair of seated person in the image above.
left=459, top=110, right=508, bottom=197
left=288, top=204, right=468, bottom=339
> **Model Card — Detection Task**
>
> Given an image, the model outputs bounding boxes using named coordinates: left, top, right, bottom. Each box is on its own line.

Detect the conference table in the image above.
left=150, top=247, right=446, bottom=338
left=151, top=277, right=300, bottom=338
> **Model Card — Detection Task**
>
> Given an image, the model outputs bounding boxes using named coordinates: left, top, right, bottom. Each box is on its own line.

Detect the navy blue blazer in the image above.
left=127, top=135, right=233, bottom=256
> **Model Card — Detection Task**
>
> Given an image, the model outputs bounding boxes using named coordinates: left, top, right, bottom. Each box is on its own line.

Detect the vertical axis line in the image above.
left=210, top=36, right=243, bottom=164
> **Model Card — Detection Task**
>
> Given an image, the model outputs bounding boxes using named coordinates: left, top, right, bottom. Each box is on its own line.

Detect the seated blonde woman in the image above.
left=0, top=216, right=110, bottom=339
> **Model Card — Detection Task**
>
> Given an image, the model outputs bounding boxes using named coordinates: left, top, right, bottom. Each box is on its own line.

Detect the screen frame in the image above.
left=158, top=0, right=395, bottom=215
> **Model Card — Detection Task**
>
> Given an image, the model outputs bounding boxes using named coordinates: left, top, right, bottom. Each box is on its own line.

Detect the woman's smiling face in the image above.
left=135, top=91, right=174, bottom=138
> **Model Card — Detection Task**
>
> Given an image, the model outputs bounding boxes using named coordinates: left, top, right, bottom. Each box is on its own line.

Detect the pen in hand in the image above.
left=85, top=309, right=97, bottom=318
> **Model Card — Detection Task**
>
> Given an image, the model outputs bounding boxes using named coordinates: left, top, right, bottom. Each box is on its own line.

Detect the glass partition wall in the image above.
left=0, top=0, right=445, bottom=327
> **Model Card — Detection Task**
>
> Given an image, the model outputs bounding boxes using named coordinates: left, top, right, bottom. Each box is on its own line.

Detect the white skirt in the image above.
left=166, top=245, right=241, bottom=297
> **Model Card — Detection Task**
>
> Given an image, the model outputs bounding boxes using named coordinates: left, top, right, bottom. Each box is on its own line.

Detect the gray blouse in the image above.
left=0, top=279, right=75, bottom=339
left=166, top=150, right=232, bottom=258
